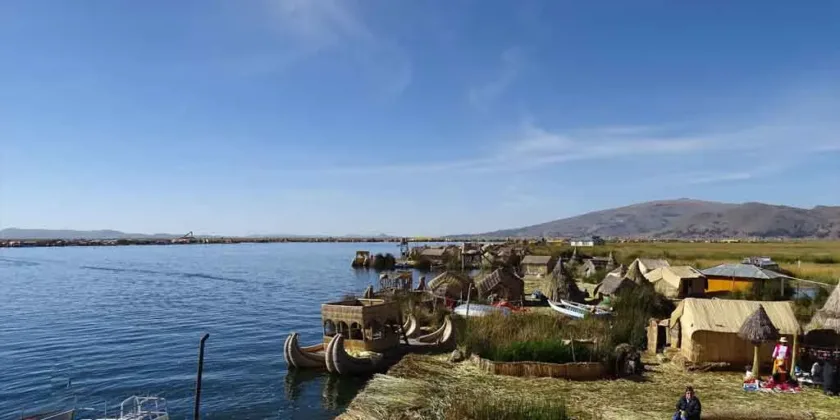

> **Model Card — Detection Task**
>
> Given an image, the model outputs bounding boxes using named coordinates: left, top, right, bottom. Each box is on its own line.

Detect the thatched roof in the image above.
left=738, top=305, right=780, bottom=343
left=805, top=284, right=840, bottom=334
left=637, top=258, right=670, bottom=272
left=428, top=271, right=472, bottom=299
left=420, top=247, right=448, bottom=257
left=670, top=298, right=800, bottom=336
left=542, top=258, right=586, bottom=302
left=595, top=274, right=635, bottom=296
left=475, top=268, right=523, bottom=299
left=521, top=255, right=553, bottom=265
left=624, top=259, right=648, bottom=285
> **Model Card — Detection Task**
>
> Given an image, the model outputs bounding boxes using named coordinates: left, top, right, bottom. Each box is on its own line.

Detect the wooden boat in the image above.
left=548, top=299, right=612, bottom=319
left=283, top=332, right=326, bottom=369
left=453, top=303, right=510, bottom=317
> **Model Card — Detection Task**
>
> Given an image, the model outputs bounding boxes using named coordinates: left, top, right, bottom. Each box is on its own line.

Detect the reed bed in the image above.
left=338, top=353, right=834, bottom=420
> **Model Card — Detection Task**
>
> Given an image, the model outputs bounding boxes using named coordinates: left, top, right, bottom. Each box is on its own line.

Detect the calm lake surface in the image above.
left=0, top=243, right=423, bottom=419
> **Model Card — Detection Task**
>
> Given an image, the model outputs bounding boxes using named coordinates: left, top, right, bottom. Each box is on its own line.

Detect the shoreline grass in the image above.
left=338, top=353, right=835, bottom=420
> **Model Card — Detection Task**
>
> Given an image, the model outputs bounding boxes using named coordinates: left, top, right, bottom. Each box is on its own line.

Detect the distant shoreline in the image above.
left=0, top=237, right=507, bottom=248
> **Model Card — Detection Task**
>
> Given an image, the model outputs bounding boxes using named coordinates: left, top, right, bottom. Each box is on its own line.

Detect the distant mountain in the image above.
left=0, top=228, right=178, bottom=240
left=469, top=199, right=840, bottom=239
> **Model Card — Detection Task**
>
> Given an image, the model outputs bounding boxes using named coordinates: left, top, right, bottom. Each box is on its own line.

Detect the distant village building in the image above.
left=418, top=246, right=461, bottom=265
left=569, top=236, right=605, bottom=247
left=741, top=256, right=780, bottom=271
left=519, top=255, right=557, bottom=277
left=701, top=263, right=785, bottom=295
left=580, top=252, right=616, bottom=278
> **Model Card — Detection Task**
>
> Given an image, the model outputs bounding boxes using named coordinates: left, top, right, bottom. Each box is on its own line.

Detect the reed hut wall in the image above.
left=684, top=330, right=795, bottom=364
left=470, top=355, right=604, bottom=380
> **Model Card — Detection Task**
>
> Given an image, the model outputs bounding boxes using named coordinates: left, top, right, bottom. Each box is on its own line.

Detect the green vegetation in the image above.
left=456, top=312, right=610, bottom=365
left=610, top=285, right=676, bottom=349
left=526, top=241, right=840, bottom=284
left=448, top=398, right=571, bottom=420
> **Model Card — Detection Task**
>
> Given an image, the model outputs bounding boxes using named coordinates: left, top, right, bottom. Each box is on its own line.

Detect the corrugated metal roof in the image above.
left=521, top=255, right=552, bottom=265
left=700, top=263, right=783, bottom=280
left=670, top=298, right=800, bottom=335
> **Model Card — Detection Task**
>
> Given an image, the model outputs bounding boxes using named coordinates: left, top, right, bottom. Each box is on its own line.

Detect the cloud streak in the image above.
left=468, top=47, right=522, bottom=109
left=263, top=0, right=412, bottom=95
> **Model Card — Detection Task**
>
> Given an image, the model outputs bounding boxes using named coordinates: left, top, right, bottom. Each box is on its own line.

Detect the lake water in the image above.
left=0, top=243, right=421, bottom=419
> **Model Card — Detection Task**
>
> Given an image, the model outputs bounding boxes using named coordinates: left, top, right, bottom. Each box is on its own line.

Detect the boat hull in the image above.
left=284, top=333, right=327, bottom=369
left=548, top=300, right=611, bottom=319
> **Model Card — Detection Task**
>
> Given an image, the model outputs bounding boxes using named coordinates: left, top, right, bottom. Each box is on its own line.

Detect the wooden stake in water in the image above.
left=194, top=333, right=210, bottom=420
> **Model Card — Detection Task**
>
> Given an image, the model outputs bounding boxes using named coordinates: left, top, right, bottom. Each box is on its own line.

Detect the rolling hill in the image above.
left=0, top=228, right=178, bottom=240
left=471, top=199, right=840, bottom=239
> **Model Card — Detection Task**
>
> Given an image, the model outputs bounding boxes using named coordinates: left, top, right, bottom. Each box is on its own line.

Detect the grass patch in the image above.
left=456, top=312, right=609, bottom=364
left=449, top=397, right=572, bottom=420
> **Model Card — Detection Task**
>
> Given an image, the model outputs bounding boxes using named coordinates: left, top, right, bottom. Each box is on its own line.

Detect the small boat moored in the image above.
left=548, top=299, right=612, bottom=319
left=453, top=303, right=511, bottom=318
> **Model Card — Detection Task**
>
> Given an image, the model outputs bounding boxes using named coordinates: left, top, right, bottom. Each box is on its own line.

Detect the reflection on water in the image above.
left=283, top=369, right=371, bottom=413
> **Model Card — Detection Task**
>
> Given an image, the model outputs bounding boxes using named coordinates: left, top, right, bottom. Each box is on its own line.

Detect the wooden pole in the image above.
left=792, top=333, right=799, bottom=373
left=194, top=333, right=210, bottom=420
left=752, top=343, right=760, bottom=378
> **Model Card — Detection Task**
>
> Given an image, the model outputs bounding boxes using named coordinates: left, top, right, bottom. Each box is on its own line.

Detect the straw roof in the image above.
left=670, top=298, right=800, bottom=336
left=645, top=266, right=704, bottom=289
left=738, top=305, right=780, bottom=343
left=542, top=258, right=586, bottom=302
left=637, top=258, right=670, bottom=272
left=429, top=271, right=472, bottom=299
left=420, top=248, right=448, bottom=257
left=805, top=284, right=840, bottom=334
left=521, top=255, right=553, bottom=265
left=475, top=268, right=523, bottom=298
left=624, top=259, right=648, bottom=285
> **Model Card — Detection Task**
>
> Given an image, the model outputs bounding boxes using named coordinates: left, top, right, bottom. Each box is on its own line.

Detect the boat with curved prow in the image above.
left=284, top=332, right=327, bottom=369
left=284, top=297, right=456, bottom=375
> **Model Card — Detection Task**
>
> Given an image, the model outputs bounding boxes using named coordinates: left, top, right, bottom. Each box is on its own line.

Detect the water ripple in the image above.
left=0, top=243, right=411, bottom=419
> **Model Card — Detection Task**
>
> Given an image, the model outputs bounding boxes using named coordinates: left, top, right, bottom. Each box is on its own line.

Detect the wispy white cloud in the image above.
left=468, top=47, right=523, bottom=109
left=260, top=0, right=412, bottom=95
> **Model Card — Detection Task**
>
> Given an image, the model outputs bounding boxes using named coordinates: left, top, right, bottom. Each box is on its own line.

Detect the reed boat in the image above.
left=324, top=317, right=455, bottom=375
left=284, top=332, right=327, bottom=369
left=284, top=298, right=454, bottom=375
left=548, top=299, right=612, bottom=319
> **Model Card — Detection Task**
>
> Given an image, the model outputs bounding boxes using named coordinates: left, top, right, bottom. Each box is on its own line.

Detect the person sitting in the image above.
left=672, top=386, right=701, bottom=420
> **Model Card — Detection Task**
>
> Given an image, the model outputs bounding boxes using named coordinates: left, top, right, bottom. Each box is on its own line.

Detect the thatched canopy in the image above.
left=624, top=259, right=648, bottom=285
left=542, top=258, right=586, bottom=302
left=806, top=284, right=840, bottom=334
left=475, top=268, right=524, bottom=301
left=738, top=305, right=780, bottom=344
left=429, top=271, right=472, bottom=300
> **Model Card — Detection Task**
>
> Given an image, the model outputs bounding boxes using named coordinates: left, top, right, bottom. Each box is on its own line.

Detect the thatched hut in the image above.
left=738, top=305, right=780, bottom=376
left=475, top=268, right=524, bottom=302
left=595, top=264, right=634, bottom=297
left=669, top=298, right=799, bottom=364
left=541, top=258, right=587, bottom=302
left=428, top=271, right=473, bottom=300
left=644, top=266, right=707, bottom=299
left=805, top=284, right=840, bottom=347
left=624, top=259, right=648, bottom=285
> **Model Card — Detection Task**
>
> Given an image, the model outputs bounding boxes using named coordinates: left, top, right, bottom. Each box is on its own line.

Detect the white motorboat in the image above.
left=453, top=303, right=510, bottom=317
left=548, top=299, right=612, bottom=319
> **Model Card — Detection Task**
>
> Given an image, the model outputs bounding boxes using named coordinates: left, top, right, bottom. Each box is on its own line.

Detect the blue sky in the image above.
left=2, top=1, right=839, bottom=236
